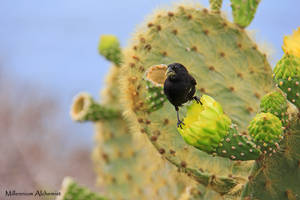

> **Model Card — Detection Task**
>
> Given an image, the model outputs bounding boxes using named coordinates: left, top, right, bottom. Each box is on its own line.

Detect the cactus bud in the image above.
left=98, top=35, right=122, bottom=66
left=178, top=95, right=231, bottom=152
left=248, top=112, right=283, bottom=154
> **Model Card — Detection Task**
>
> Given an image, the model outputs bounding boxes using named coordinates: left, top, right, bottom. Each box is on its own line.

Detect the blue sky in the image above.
left=0, top=0, right=299, bottom=145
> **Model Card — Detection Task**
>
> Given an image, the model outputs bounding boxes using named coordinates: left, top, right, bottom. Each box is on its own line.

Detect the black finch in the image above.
left=163, top=63, right=202, bottom=128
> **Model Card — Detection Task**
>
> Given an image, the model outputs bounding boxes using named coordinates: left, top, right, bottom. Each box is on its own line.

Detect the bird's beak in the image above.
left=166, top=67, right=176, bottom=77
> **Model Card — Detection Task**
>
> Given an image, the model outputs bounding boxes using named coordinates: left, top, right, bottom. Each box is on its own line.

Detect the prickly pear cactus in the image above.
left=119, top=1, right=300, bottom=199
left=144, top=64, right=168, bottom=111
left=248, top=112, right=283, bottom=154
left=273, top=28, right=300, bottom=109
left=120, top=2, right=274, bottom=198
left=241, top=27, right=300, bottom=200
left=273, top=55, right=300, bottom=109
left=230, top=0, right=261, bottom=28
left=69, top=1, right=300, bottom=199
left=71, top=36, right=214, bottom=200
left=98, top=35, right=122, bottom=66
left=177, top=95, right=261, bottom=161
left=260, top=91, right=289, bottom=125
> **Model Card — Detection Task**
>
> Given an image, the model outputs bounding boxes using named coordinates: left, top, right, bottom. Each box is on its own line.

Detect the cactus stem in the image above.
left=70, top=92, right=120, bottom=122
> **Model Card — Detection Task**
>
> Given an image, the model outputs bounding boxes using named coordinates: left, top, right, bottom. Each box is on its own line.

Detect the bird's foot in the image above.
left=177, top=120, right=185, bottom=129
left=193, top=96, right=202, bottom=105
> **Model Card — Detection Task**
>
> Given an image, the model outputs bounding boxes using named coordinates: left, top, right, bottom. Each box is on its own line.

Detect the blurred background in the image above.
left=0, top=0, right=299, bottom=198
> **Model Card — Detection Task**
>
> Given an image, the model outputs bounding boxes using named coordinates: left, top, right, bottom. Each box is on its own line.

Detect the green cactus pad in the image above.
left=144, top=64, right=167, bottom=112
left=260, top=91, right=289, bottom=126
left=209, top=0, right=223, bottom=13
left=92, top=66, right=193, bottom=200
left=216, top=126, right=261, bottom=161
left=121, top=4, right=274, bottom=196
left=178, top=95, right=260, bottom=161
left=248, top=112, right=283, bottom=154
left=230, top=0, right=261, bottom=28
left=273, top=54, right=300, bottom=108
left=260, top=91, right=287, bottom=117
left=242, top=118, right=300, bottom=200
left=178, top=185, right=223, bottom=200
left=70, top=92, right=120, bottom=122
left=70, top=1, right=300, bottom=199
left=274, top=54, right=300, bottom=79
left=98, top=35, right=122, bottom=66
left=178, top=95, right=231, bottom=152
left=57, top=177, right=107, bottom=200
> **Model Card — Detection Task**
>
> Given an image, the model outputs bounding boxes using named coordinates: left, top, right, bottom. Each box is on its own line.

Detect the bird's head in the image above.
left=165, top=63, right=188, bottom=80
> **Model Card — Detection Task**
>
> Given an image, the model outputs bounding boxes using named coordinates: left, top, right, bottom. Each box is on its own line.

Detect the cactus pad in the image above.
left=260, top=91, right=289, bottom=126
left=69, top=1, right=300, bottom=199
left=230, top=0, right=261, bottom=28
left=178, top=95, right=261, bottom=161
left=70, top=92, right=120, bottom=122
left=144, top=64, right=168, bottom=112
left=242, top=118, right=300, bottom=200
left=93, top=66, right=194, bottom=200
left=248, top=112, right=283, bottom=154
left=121, top=4, right=274, bottom=195
left=273, top=54, right=300, bottom=108
left=216, top=126, right=261, bottom=161
left=209, top=0, right=223, bottom=13
left=57, top=177, right=107, bottom=200
left=98, top=35, right=122, bottom=66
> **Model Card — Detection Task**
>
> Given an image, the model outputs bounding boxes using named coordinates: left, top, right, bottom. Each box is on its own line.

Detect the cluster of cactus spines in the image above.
left=230, top=0, right=261, bottom=28
left=120, top=2, right=273, bottom=197
left=70, top=92, right=120, bottom=122
left=144, top=64, right=167, bottom=112
left=56, top=177, right=107, bottom=200
left=98, top=35, right=122, bottom=66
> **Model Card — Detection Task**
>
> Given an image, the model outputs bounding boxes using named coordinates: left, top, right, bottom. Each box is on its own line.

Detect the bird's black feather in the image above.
left=163, top=63, right=201, bottom=128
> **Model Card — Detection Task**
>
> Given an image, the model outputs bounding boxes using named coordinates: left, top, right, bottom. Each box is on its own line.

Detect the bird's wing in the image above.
left=190, top=75, right=197, bottom=85
left=186, top=84, right=196, bottom=101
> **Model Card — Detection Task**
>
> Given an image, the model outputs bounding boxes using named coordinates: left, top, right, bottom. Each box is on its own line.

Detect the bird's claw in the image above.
left=193, top=96, right=202, bottom=105
left=177, top=120, right=185, bottom=129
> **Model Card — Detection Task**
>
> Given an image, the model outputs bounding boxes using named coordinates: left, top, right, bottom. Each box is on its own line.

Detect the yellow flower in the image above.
left=178, top=95, right=231, bottom=152
left=282, top=27, right=300, bottom=58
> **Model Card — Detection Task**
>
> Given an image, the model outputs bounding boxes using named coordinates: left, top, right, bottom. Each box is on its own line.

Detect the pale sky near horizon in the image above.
left=0, top=0, right=299, bottom=145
